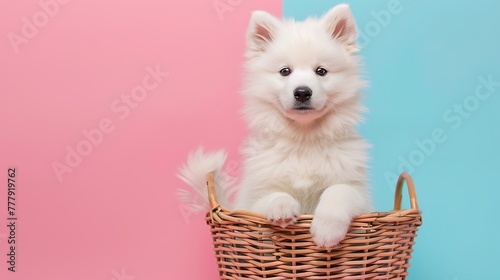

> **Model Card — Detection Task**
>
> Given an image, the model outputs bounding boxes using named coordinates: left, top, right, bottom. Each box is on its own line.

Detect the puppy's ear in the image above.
left=246, top=11, right=280, bottom=55
left=322, top=4, right=359, bottom=53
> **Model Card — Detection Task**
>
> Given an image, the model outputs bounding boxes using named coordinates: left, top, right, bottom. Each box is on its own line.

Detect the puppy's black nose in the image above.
left=293, top=86, right=312, bottom=103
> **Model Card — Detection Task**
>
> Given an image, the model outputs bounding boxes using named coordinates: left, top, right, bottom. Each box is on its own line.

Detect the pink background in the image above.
left=0, top=0, right=281, bottom=279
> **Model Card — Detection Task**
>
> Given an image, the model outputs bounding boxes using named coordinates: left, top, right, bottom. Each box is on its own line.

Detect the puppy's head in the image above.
left=243, top=4, right=365, bottom=129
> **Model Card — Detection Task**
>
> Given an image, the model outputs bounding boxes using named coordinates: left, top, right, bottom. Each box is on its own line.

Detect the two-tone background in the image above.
left=1, top=0, right=499, bottom=279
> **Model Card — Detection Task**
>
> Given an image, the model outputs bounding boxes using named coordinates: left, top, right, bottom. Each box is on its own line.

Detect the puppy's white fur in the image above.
left=178, top=4, right=372, bottom=248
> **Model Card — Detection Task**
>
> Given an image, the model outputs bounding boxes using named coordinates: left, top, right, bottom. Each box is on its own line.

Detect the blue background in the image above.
left=284, top=1, right=500, bottom=279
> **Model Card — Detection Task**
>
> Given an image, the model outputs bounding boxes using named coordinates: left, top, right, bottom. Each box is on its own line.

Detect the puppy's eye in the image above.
left=280, top=67, right=291, bottom=76
left=315, top=67, right=328, bottom=76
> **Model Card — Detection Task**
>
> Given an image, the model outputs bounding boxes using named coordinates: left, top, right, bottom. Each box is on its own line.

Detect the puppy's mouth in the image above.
left=292, top=101, right=316, bottom=112
left=294, top=106, right=314, bottom=111
left=284, top=104, right=328, bottom=125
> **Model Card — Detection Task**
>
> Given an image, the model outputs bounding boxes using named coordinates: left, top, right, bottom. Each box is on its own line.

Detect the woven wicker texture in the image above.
left=205, top=172, right=422, bottom=280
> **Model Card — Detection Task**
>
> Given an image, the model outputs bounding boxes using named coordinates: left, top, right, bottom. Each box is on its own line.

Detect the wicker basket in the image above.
left=205, top=172, right=422, bottom=280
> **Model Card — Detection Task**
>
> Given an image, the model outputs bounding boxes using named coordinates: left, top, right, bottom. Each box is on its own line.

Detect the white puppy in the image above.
left=178, top=4, right=372, bottom=248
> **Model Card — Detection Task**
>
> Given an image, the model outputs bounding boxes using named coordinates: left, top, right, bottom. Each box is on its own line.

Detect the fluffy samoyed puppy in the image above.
left=178, top=4, right=372, bottom=248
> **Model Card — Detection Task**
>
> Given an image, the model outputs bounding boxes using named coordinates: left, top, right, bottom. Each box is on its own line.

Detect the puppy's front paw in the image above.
left=265, top=196, right=300, bottom=228
left=310, top=215, right=350, bottom=248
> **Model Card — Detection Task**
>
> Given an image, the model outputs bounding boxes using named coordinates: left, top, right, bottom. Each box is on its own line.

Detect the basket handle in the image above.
left=208, top=171, right=420, bottom=211
left=393, top=172, right=419, bottom=211
left=206, top=172, right=220, bottom=210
